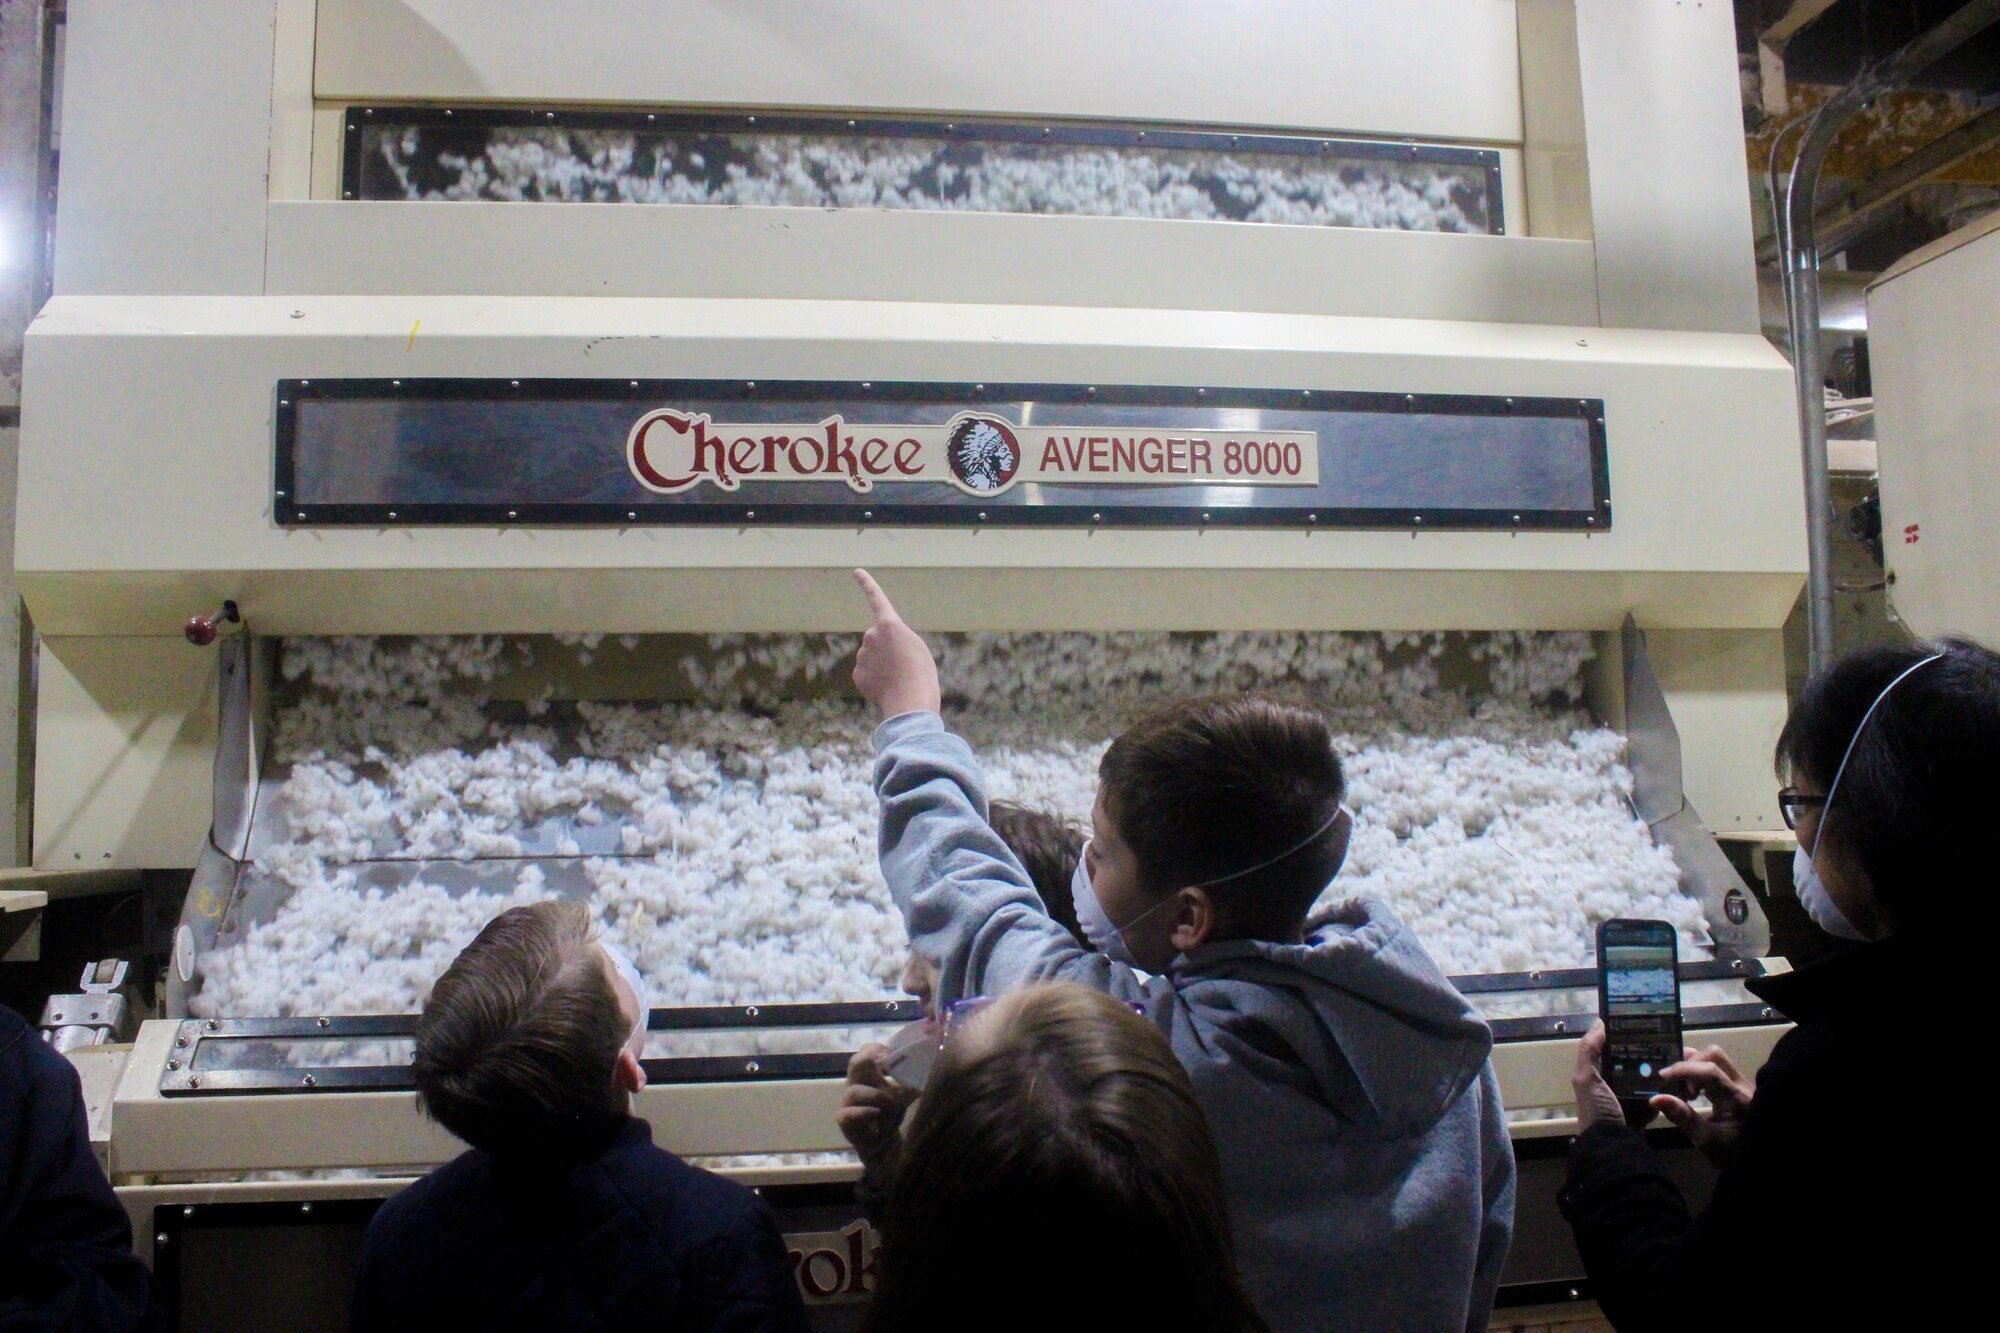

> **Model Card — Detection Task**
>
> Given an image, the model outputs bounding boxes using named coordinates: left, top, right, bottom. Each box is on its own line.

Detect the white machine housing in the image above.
left=1869, top=210, right=2000, bottom=646
left=12, top=7, right=1812, bottom=1321
left=17, top=0, right=1801, bottom=878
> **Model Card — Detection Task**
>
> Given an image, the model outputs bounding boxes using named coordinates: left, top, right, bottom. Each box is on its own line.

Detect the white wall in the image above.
left=314, top=0, right=1525, bottom=143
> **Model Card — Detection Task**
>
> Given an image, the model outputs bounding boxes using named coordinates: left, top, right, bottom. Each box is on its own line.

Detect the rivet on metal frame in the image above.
left=303, top=1075, right=317, bottom=1087
left=1761, top=1007, right=1774, bottom=1019
left=628, top=512, right=637, bottom=521
left=183, top=1206, right=195, bottom=1217
left=187, top=1076, right=201, bottom=1089
left=1529, top=969, right=1542, bottom=980
left=745, top=1006, right=760, bottom=1018
left=1552, top=1020, right=1568, bottom=1032
left=1201, top=512, right=1211, bottom=522
left=175, top=1035, right=189, bottom=1048
left=301, top=1203, right=313, bottom=1214
left=977, top=512, right=987, bottom=522
left=316, top=1016, right=330, bottom=1028
left=1091, top=513, right=1102, bottom=523
left=156, top=1233, right=169, bottom=1246
left=745, top=1061, right=761, bottom=1073
left=206, top=1019, right=219, bottom=1031
left=166, top=1060, right=180, bottom=1071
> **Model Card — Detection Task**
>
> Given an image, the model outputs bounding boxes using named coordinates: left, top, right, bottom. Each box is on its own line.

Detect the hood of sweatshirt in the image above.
left=1173, top=897, right=1494, bottom=1137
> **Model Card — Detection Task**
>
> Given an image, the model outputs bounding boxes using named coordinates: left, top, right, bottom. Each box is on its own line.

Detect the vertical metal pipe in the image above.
left=1783, top=107, right=1844, bottom=679
left=1775, top=0, right=2000, bottom=680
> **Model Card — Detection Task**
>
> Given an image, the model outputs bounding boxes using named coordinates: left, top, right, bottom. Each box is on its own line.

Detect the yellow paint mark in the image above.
left=407, top=318, right=421, bottom=351
left=195, top=885, right=222, bottom=918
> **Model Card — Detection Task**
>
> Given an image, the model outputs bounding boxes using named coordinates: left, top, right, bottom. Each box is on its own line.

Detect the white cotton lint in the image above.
left=190, top=631, right=1711, bottom=1021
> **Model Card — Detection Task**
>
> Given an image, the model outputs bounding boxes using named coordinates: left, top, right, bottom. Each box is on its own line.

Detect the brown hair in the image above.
left=862, top=983, right=1268, bottom=1333
left=412, top=901, right=630, bottom=1156
left=1098, top=694, right=1345, bottom=939
left=987, top=800, right=1087, bottom=947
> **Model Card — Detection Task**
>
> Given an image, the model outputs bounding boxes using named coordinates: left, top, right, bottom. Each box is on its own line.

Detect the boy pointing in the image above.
left=851, top=570, right=1514, bottom=1332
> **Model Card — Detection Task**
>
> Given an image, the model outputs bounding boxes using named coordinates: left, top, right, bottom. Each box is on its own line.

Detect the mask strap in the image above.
left=1810, top=652, right=1944, bottom=857
left=1195, top=804, right=1352, bottom=889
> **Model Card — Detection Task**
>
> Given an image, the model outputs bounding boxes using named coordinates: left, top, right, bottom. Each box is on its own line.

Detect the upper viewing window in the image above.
left=344, top=108, right=1504, bottom=234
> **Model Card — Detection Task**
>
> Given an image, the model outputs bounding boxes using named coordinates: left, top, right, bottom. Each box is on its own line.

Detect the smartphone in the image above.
left=1595, top=918, right=1684, bottom=1103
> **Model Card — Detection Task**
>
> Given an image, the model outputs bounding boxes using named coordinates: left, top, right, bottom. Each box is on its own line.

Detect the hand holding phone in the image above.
left=1595, top=918, right=1684, bottom=1105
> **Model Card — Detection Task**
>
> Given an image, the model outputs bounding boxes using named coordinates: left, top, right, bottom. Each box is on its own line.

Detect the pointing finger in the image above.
left=852, top=568, right=902, bottom=626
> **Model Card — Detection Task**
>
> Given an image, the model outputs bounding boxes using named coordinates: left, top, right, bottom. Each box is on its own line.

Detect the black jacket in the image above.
left=351, top=1117, right=809, bottom=1333
left=1560, top=932, right=1964, bottom=1330
left=0, top=1005, right=162, bottom=1332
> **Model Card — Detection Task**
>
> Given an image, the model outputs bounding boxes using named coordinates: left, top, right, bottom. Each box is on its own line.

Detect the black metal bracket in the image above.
left=159, top=981, right=1786, bottom=1096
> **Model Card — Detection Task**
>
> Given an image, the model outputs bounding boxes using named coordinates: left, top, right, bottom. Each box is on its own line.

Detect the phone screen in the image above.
left=1597, top=920, right=1683, bottom=1102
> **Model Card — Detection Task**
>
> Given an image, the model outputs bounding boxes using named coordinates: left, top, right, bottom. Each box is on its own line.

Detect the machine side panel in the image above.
left=1870, top=217, right=2000, bottom=647
left=265, top=199, right=1597, bottom=326
left=1572, top=0, right=1760, bottom=334
left=14, top=295, right=1806, bottom=639
left=1645, top=628, right=1788, bottom=833
left=31, top=637, right=213, bottom=871
left=52, top=1, right=278, bottom=296
left=105, top=1018, right=1791, bottom=1176
left=311, top=0, right=1525, bottom=145
left=1516, top=0, right=1592, bottom=241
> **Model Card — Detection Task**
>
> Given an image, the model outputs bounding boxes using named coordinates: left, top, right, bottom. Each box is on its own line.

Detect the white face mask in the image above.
left=1070, top=846, right=1171, bottom=968
left=1795, top=652, right=1944, bottom=944
left=1792, top=846, right=1867, bottom=941
left=599, top=939, right=649, bottom=1054
left=1070, top=806, right=1351, bottom=967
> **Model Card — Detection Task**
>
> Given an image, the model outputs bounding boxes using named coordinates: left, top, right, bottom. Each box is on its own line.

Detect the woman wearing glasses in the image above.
left=1561, top=637, right=1996, bottom=1331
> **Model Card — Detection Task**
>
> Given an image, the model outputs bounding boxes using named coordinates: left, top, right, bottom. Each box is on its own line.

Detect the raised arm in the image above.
left=853, top=571, right=1153, bottom=1007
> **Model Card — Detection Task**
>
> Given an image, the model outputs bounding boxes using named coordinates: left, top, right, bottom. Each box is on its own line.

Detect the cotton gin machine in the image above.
left=14, top=2, right=1804, bottom=1325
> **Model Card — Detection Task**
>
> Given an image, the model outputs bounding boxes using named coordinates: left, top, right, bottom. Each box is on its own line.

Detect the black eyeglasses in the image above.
left=1778, top=789, right=1827, bottom=831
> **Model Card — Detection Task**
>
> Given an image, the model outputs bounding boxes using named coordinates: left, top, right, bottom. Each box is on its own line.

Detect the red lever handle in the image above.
left=184, top=600, right=241, bottom=646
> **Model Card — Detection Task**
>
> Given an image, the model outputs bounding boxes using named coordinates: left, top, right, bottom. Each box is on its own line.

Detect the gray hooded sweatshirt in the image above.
left=873, top=712, right=1516, bottom=1333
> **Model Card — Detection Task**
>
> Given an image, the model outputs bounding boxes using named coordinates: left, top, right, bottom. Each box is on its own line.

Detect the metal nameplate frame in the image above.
left=274, top=378, right=1611, bottom=531
left=339, top=104, right=1506, bottom=236
left=159, top=974, right=1774, bottom=1095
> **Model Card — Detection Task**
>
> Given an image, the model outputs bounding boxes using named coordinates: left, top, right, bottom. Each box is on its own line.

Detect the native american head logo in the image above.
left=946, top=415, right=1021, bottom=495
